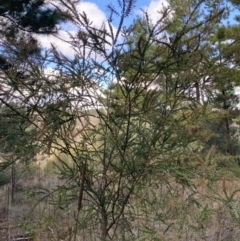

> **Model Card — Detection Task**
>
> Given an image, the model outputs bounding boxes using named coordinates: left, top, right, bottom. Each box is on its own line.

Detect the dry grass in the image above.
left=1, top=170, right=240, bottom=240
left=1, top=110, right=240, bottom=240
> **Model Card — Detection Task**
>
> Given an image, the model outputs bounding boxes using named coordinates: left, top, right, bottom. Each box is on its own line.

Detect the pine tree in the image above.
left=0, top=0, right=70, bottom=33
left=0, top=0, right=71, bottom=75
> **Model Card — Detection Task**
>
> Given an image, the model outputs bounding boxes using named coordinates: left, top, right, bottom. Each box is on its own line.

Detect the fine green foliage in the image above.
left=1, top=0, right=240, bottom=240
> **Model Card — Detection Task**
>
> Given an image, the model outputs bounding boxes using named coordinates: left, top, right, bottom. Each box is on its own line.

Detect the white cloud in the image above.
left=37, top=1, right=171, bottom=57
left=42, top=67, right=60, bottom=78
left=77, top=1, right=117, bottom=50
left=235, top=86, right=240, bottom=109
left=148, top=0, right=170, bottom=23
left=136, top=0, right=170, bottom=24
left=36, top=1, right=111, bottom=57
left=77, top=2, right=107, bottom=28
left=36, top=30, right=75, bottom=56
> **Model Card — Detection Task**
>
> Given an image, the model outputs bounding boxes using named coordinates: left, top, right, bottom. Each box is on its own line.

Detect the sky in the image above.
left=37, top=0, right=169, bottom=56
left=38, top=0, right=238, bottom=57
left=36, top=0, right=240, bottom=106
